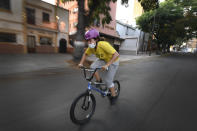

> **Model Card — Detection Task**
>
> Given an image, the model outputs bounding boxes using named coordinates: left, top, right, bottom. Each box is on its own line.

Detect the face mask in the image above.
left=88, top=43, right=96, bottom=48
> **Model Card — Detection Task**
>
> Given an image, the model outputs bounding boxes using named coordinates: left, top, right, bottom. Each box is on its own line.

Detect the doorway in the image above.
left=27, top=35, right=36, bottom=53
left=59, top=39, right=67, bottom=53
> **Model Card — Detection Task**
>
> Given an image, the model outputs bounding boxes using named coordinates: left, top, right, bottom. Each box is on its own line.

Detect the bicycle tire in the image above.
left=113, top=80, right=120, bottom=97
left=70, top=91, right=96, bottom=125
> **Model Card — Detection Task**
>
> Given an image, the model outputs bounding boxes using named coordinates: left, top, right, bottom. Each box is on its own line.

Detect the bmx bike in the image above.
left=69, top=66, right=120, bottom=125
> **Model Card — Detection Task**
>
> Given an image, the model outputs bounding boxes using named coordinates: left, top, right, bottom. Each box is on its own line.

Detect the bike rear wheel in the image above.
left=70, top=91, right=96, bottom=125
left=113, top=80, right=120, bottom=97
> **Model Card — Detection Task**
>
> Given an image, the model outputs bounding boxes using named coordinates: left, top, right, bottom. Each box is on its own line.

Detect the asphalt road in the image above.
left=1, top=55, right=197, bottom=131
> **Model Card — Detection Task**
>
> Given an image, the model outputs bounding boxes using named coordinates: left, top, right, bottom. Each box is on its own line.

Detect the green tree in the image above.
left=136, top=0, right=186, bottom=53
left=173, top=0, right=197, bottom=38
left=61, top=0, right=128, bottom=59
left=137, top=0, right=159, bottom=55
left=138, top=0, right=159, bottom=12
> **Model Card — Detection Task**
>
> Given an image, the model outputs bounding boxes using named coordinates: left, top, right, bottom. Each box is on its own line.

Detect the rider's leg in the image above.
left=109, top=86, right=116, bottom=97
left=108, top=83, right=118, bottom=105
left=90, top=59, right=105, bottom=82
left=94, top=71, right=101, bottom=82
left=105, top=61, right=119, bottom=98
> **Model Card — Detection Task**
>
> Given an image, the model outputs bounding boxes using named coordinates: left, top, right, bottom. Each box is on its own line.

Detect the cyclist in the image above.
left=78, top=28, right=120, bottom=105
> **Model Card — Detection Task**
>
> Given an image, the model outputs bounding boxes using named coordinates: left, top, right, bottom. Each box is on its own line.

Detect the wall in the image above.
left=116, top=21, right=150, bottom=54
left=59, top=1, right=78, bottom=35
left=57, top=8, right=69, bottom=34
left=25, top=0, right=57, bottom=53
left=0, top=0, right=25, bottom=53
left=116, top=21, right=137, bottom=54
left=116, top=22, right=136, bottom=37
left=26, top=0, right=56, bottom=30
left=0, top=0, right=23, bottom=26
left=119, top=37, right=138, bottom=55
left=94, top=2, right=119, bottom=38
left=57, top=7, right=70, bottom=52
left=131, top=0, right=143, bottom=26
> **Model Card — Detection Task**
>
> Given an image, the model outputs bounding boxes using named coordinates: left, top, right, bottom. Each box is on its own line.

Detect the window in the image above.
left=40, top=37, right=52, bottom=45
left=0, top=0, right=10, bottom=11
left=0, top=32, right=16, bottom=42
left=43, top=12, right=50, bottom=23
left=26, top=8, right=35, bottom=25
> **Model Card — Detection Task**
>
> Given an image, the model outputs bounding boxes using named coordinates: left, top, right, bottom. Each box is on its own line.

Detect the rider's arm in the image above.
left=107, top=51, right=119, bottom=66
left=103, top=52, right=119, bottom=70
left=79, top=53, right=88, bottom=66
left=79, top=47, right=92, bottom=66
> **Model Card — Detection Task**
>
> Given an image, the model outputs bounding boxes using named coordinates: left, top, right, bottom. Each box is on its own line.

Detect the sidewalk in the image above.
left=0, top=54, right=72, bottom=75
left=0, top=53, right=159, bottom=75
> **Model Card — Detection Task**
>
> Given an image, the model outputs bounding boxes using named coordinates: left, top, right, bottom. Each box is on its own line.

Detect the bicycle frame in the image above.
left=87, top=82, right=108, bottom=96
left=80, top=66, right=109, bottom=97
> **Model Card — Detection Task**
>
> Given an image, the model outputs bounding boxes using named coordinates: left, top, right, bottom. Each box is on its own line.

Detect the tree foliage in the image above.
left=173, top=0, right=197, bottom=38
left=136, top=0, right=197, bottom=52
left=138, top=0, right=159, bottom=12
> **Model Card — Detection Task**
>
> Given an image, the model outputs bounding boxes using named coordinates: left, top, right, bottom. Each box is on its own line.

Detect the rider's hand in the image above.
left=102, top=65, right=109, bottom=71
left=78, top=63, right=83, bottom=68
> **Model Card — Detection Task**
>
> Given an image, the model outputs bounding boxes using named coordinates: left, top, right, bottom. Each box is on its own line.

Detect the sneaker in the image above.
left=109, top=95, right=118, bottom=105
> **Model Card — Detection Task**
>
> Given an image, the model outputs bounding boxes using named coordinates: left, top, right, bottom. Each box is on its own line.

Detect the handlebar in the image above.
left=79, top=66, right=102, bottom=81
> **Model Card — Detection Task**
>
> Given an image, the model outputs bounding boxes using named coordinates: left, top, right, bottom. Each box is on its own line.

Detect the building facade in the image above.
left=57, top=7, right=70, bottom=53
left=26, top=0, right=58, bottom=53
left=60, top=1, right=78, bottom=35
left=0, top=0, right=69, bottom=54
left=116, top=20, right=138, bottom=55
left=0, top=0, right=26, bottom=53
left=130, top=0, right=144, bottom=26
left=116, top=20, right=150, bottom=55
left=116, top=0, right=149, bottom=55
left=58, top=0, right=89, bottom=35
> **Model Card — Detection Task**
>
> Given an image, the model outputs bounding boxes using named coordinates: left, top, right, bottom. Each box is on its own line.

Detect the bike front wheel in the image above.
left=70, top=91, right=96, bottom=125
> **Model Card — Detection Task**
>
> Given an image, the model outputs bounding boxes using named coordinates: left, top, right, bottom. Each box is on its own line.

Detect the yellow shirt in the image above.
left=85, top=41, right=119, bottom=63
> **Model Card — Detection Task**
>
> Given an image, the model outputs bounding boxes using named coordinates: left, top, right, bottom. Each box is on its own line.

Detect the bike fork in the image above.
left=81, top=91, right=91, bottom=110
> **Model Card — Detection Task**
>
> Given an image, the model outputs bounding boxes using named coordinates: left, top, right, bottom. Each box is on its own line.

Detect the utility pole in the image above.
left=149, top=0, right=162, bottom=56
